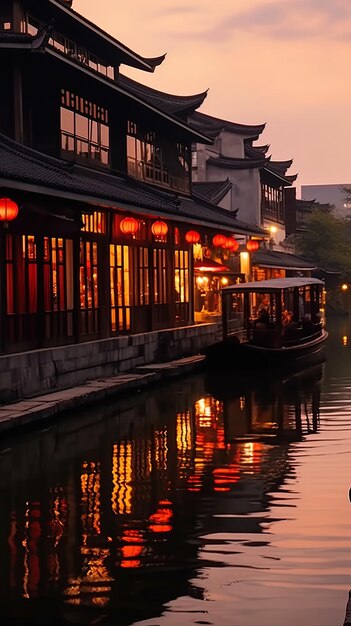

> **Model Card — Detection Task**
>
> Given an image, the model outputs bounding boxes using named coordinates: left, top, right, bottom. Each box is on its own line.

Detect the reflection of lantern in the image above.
left=246, top=239, right=259, bottom=252
left=185, top=230, right=201, bottom=244
left=0, top=198, right=19, bottom=222
left=151, top=220, right=168, bottom=238
left=120, top=216, right=139, bottom=235
left=224, top=237, right=239, bottom=251
left=212, top=234, right=226, bottom=247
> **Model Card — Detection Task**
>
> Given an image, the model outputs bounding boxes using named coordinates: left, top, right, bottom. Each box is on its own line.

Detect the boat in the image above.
left=205, top=276, right=328, bottom=371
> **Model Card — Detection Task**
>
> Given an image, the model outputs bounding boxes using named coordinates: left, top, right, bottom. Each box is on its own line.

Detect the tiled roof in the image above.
left=118, top=75, right=208, bottom=115
left=252, top=249, right=316, bottom=270
left=267, top=160, right=293, bottom=174
left=0, top=32, right=33, bottom=43
left=284, top=174, right=298, bottom=183
left=207, top=155, right=269, bottom=170
left=0, top=133, right=266, bottom=236
left=190, top=112, right=266, bottom=139
left=0, top=27, right=51, bottom=49
left=0, top=133, right=179, bottom=212
left=245, top=143, right=270, bottom=158
left=192, top=179, right=232, bottom=204
left=46, top=0, right=166, bottom=72
left=245, top=144, right=298, bottom=185
left=179, top=197, right=266, bottom=236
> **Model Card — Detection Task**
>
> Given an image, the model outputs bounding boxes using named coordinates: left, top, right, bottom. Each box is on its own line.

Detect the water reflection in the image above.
left=206, top=364, right=322, bottom=444
left=0, top=358, right=327, bottom=626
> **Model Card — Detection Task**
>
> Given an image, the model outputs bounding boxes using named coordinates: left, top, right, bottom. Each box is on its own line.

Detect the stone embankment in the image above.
left=0, top=354, right=205, bottom=436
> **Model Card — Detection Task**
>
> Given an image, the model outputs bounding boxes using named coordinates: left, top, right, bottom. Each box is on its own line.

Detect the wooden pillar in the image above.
left=293, top=287, right=299, bottom=322
left=189, top=247, right=194, bottom=324
left=98, top=237, right=109, bottom=338
left=148, top=246, right=155, bottom=331
left=72, top=233, right=80, bottom=342
left=276, top=292, right=282, bottom=327
left=311, top=286, right=317, bottom=322
left=0, top=225, right=6, bottom=353
left=12, top=1, right=24, bottom=31
left=36, top=236, right=44, bottom=348
left=244, top=292, right=250, bottom=340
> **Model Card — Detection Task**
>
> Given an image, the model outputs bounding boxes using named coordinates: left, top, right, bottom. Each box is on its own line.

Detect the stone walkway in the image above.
left=0, top=354, right=205, bottom=436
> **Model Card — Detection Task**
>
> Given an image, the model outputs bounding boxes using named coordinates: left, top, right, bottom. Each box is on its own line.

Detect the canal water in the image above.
left=1, top=319, right=351, bottom=626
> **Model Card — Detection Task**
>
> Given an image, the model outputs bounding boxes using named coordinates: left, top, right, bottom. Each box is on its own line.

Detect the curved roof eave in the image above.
left=118, top=74, right=208, bottom=115
left=263, top=165, right=295, bottom=186
left=208, top=155, right=269, bottom=170
left=191, top=111, right=266, bottom=138
left=47, top=0, right=166, bottom=72
left=44, top=48, right=213, bottom=144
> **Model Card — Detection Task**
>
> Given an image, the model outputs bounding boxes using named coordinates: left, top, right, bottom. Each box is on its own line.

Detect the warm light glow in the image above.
left=246, top=239, right=259, bottom=252
left=120, top=529, right=144, bottom=568
left=269, top=225, right=278, bottom=234
left=193, top=243, right=203, bottom=260
left=111, top=442, right=133, bottom=516
left=240, top=251, right=250, bottom=278
left=0, top=198, right=19, bottom=222
left=224, top=236, right=239, bottom=251
left=149, top=500, right=173, bottom=533
left=185, top=229, right=201, bottom=244
left=221, top=277, right=228, bottom=285
left=341, top=283, right=348, bottom=291
left=343, top=335, right=348, bottom=346
left=151, top=220, right=168, bottom=238
left=212, top=234, right=227, bottom=248
left=120, top=216, right=139, bottom=235
left=196, top=275, right=208, bottom=287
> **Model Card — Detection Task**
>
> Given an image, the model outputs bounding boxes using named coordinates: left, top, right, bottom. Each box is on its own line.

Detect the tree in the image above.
left=342, top=186, right=351, bottom=209
left=295, top=209, right=351, bottom=278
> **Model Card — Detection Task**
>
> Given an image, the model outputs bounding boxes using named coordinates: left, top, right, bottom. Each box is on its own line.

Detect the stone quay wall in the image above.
left=0, top=322, right=222, bottom=402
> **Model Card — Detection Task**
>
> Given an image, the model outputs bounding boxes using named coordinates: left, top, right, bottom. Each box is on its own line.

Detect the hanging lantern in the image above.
left=185, top=230, right=201, bottom=244
left=224, top=237, right=239, bottom=252
left=0, top=198, right=19, bottom=222
left=151, top=220, right=168, bottom=238
left=120, top=216, right=139, bottom=235
left=212, top=234, right=226, bottom=248
left=246, top=239, right=259, bottom=252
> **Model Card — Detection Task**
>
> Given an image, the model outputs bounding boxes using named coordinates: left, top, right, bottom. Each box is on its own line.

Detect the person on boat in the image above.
left=257, top=295, right=270, bottom=313
left=300, top=314, right=314, bottom=334
left=282, top=312, right=299, bottom=339
left=282, top=309, right=293, bottom=326
left=254, top=308, right=271, bottom=329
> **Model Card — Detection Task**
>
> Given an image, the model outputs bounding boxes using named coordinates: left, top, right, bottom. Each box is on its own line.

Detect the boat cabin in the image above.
left=221, top=277, right=325, bottom=349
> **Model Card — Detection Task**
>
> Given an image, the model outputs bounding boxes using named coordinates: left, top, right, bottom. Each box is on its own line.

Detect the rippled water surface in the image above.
left=1, top=320, right=351, bottom=626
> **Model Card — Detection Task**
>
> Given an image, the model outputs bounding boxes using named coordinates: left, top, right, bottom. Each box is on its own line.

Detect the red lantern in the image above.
left=0, top=198, right=19, bottom=222
left=120, top=216, right=139, bottom=235
left=246, top=239, right=259, bottom=252
left=224, top=237, right=239, bottom=252
left=151, top=220, right=168, bottom=238
left=185, top=230, right=201, bottom=244
left=212, top=234, right=226, bottom=248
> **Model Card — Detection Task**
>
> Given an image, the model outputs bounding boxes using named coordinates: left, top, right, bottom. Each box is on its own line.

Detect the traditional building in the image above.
left=0, top=0, right=268, bottom=398
left=189, top=111, right=312, bottom=280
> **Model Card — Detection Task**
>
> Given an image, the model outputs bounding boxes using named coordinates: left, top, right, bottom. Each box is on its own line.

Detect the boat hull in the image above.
left=205, top=330, right=328, bottom=373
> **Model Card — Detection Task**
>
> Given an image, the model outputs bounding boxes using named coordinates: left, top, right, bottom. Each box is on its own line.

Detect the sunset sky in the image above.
left=75, top=0, right=351, bottom=196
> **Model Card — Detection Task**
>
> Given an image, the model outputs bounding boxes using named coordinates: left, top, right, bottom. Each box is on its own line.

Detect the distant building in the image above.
left=301, top=184, right=351, bottom=218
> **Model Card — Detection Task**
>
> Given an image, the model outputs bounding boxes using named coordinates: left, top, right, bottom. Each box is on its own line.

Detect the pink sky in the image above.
left=75, top=0, right=351, bottom=196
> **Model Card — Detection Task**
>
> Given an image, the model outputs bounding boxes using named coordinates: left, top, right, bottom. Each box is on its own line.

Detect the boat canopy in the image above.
left=222, top=277, right=324, bottom=293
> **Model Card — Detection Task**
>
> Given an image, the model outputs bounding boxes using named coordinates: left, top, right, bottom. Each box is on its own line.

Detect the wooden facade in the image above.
left=0, top=0, right=266, bottom=355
